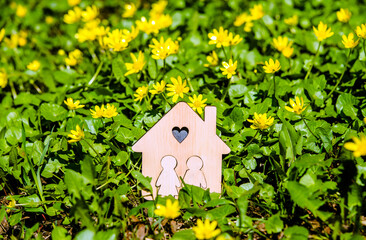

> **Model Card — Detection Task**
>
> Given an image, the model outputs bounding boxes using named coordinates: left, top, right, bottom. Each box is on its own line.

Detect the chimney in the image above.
left=204, top=106, right=216, bottom=135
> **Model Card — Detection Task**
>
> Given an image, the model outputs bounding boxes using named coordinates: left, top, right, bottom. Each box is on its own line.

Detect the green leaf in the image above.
left=112, top=58, right=125, bottom=81
left=18, top=194, right=41, bottom=208
left=94, top=230, right=118, bottom=240
left=335, top=93, right=358, bottom=119
left=265, top=213, right=284, bottom=234
left=279, top=118, right=298, bottom=164
left=286, top=181, right=332, bottom=221
left=131, top=170, right=153, bottom=193
left=207, top=204, right=236, bottom=220
left=64, top=169, right=93, bottom=199
left=9, top=212, right=22, bottom=226
left=41, top=159, right=63, bottom=178
left=113, top=151, right=129, bottom=166
left=284, top=226, right=309, bottom=240
left=172, top=229, right=195, bottom=240
left=148, top=58, right=158, bottom=79
left=52, top=226, right=72, bottom=240
left=40, top=103, right=68, bottom=122
left=5, top=127, right=22, bottom=145
left=74, top=229, right=95, bottom=240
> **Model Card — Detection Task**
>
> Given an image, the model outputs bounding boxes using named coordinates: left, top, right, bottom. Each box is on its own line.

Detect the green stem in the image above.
left=162, top=93, right=171, bottom=107
left=304, top=41, right=321, bottom=81
left=221, top=77, right=232, bottom=101
left=243, top=131, right=259, bottom=149
left=83, top=139, right=102, bottom=164
left=221, top=45, right=228, bottom=61
left=326, top=48, right=352, bottom=99
left=363, top=39, right=366, bottom=61
left=273, top=73, right=276, bottom=97
left=88, top=61, right=104, bottom=86
left=9, top=80, right=17, bottom=99
left=301, top=116, right=317, bottom=139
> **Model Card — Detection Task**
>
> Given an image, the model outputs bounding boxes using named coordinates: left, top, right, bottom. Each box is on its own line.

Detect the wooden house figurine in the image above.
left=132, top=102, right=230, bottom=199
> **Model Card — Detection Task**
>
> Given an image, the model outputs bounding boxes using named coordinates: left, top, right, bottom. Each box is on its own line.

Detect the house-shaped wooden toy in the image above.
left=132, top=102, right=230, bottom=199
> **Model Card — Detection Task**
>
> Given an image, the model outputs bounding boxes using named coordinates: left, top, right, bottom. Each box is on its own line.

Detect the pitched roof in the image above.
left=132, top=102, right=230, bottom=154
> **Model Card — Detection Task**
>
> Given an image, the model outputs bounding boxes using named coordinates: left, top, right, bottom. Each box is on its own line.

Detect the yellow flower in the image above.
left=68, top=0, right=81, bottom=7
left=27, top=60, right=41, bottom=71
left=65, top=49, right=83, bottom=66
left=285, top=96, right=307, bottom=115
left=103, top=104, right=118, bottom=118
left=64, top=7, right=82, bottom=24
left=16, top=5, right=27, bottom=18
left=68, top=125, right=84, bottom=143
left=90, top=105, right=105, bottom=118
left=4, top=34, right=19, bottom=48
left=166, top=76, right=190, bottom=103
left=149, top=37, right=179, bottom=60
left=150, top=80, right=166, bottom=95
left=64, top=97, right=85, bottom=110
left=153, top=14, right=173, bottom=29
left=220, top=59, right=238, bottom=79
left=234, top=13, right=252, bottom=27
left=204, top=51, right=219, bottom=67
left=247, top=113, right=274, bottom=130
left=284, top=15, right=298, bottom=26
left=10, top=2, right=17, bottom=9
left=313, top=21, right=334, bottom=42
left=344, top=135, right=366, bottom=157
left=135, top=14, right=172, bottom=35
left=45, top=16, right=54, bottom=24
left=84, top=18, right=100, bottom=29
left=154, top=199, right=180, bottom=219
left=193, top=219, right=221, bottom=240
left=273, top=36, right=292, bottom=52
left=58, top=49, right=66, bottom=56
left=356, top=24, right=366, bottom=39
left=244, top=21, right=254, bottom=32
left=228, top=32, right=243, bottom=46
left=282, top=46, right=294, bottom=58
left=122, top=26, right=139, bottom=42
left=342, top=33, right=359, bottom=48
left=134, top=86, right=149, bottom=102
left=6, top=197, right=16, bottom=213
left=135, top=16, right=160, bottom=35
left=263, top=58, right=281, bottom=74
left=125, top=51, right=145, bottom=76
left=150, top=0, right=168, bottom=17
left=76, top=27, right=97, bottom=43
left=249, top=4, right=264, bottom=20
left=208, top=27, right=230, bottom=48
left=0, top=69, right=7, bottom=88
left=336, top=8, right=351, bottom=23
left=122, top=3, right=136, bottom=18
left=103, top=29, right=129, bottom=51
left=81, top=5, right=99, bottom=22
left=188, top=94, right=207, bottom=114
left=94, top=26, right=110, bottom=37
left=0, top=28, right=5, bottom=42
left=18, top=30, right=27, bottom=46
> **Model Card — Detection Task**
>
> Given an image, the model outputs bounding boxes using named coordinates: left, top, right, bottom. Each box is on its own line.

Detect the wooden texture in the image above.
left=132, top=102, right=230, bottom=199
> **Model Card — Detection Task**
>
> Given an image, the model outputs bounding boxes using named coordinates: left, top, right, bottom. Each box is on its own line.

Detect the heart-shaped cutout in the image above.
left=172, top=127, right=189, bottom=143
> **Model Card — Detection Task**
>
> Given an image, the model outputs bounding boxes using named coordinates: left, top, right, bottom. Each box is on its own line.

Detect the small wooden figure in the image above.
left=156, top=156, right=181, bottom=197
left=132, top=102, right=230, bottom=199
left=183, top=156, right=207, bottom=189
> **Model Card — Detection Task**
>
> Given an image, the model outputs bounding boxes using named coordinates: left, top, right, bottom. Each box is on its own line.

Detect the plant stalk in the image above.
left=304, top=41, right=321, bottom=81
left=326, top=48, right=352, bottom=99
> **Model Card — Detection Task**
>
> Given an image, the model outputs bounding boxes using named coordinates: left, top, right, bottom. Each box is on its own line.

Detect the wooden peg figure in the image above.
left=156, top=155, right=181, bottom=196
left=183, top=156, right=207, bottom=189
